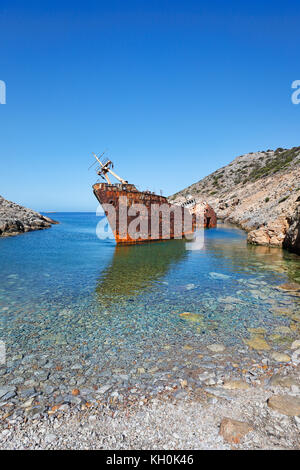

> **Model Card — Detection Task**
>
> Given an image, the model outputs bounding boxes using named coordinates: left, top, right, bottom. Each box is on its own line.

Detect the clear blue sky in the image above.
left=0, top=0, right=300, bottom=211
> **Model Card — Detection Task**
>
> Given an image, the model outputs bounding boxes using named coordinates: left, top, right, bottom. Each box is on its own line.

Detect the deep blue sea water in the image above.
left=0, top=213, right=299, bottom=392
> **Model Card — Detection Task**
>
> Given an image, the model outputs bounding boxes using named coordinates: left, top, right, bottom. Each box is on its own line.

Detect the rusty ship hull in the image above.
left=93, top=182, right=217, bottom=245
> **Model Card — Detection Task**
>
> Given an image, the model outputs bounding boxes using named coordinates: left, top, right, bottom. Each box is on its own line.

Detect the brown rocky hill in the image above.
left=0, top=196, right=58, bottom=237
left=169, top=147, right=300, bottom=254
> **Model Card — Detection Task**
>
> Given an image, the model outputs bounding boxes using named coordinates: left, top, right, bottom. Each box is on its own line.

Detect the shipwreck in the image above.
left=92, top=152, right=217, bottom=245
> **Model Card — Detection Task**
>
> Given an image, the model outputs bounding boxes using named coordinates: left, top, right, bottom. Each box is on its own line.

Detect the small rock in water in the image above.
left=207, top=344, right=225, bottom=353
left=244, top=336, right=270, bottom=351
left=209, top=272, right=230, bottom=280
left=277, top=283, right=300, bottom=292
left=271, top=352, right=290, bottom=363
left=178, top=312, right=204, bottom=323
left=219, top=418, right=253, bottom=444
left=274, top=326, right=291, bottom=335
left=291, top=340, right=300, bottom=350
left=185, top=283, right=196, bottom=290
left=248, top=327, right=266, bottom=334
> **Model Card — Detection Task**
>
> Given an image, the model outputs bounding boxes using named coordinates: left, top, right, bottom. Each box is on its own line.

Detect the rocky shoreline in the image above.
left=170, top=147, right=300, bottom=255
left=0, top=196, right=58, bottom=237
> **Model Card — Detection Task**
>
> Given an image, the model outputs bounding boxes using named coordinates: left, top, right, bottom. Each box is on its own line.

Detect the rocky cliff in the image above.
left=283, top=205, right=300, bottom=254
left=0, top=196, right=58, bottom=237
left=169, top=147, right=300, bottom=254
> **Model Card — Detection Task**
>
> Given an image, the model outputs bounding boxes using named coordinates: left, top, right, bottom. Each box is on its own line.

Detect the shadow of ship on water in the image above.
left=96, top=239, right=187, bottom=307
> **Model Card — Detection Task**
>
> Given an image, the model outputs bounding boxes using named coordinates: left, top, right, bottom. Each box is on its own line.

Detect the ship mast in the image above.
left=92, top=152, right=128, bottom=185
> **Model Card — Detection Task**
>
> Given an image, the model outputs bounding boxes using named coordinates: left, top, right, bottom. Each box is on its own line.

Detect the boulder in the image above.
left=283, top=206, right=300, bottom=255
left=247, top=217, right=289, bottom=248
left=267, top=395, right=300, bottom=416
left=219, top=417, right=253, bottom=444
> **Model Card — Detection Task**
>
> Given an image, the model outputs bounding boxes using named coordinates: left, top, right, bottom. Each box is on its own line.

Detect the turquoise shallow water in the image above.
left=0, top=212, right=299, bottom=403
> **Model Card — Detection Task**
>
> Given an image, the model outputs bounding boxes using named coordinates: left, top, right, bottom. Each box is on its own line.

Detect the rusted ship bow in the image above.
left=92, top=152, right=216, bottom=245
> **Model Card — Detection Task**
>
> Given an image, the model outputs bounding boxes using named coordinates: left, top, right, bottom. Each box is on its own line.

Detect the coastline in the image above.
left=0, top=195, right=58, bottom=238
left=170, top=149, right=300, bottom=255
